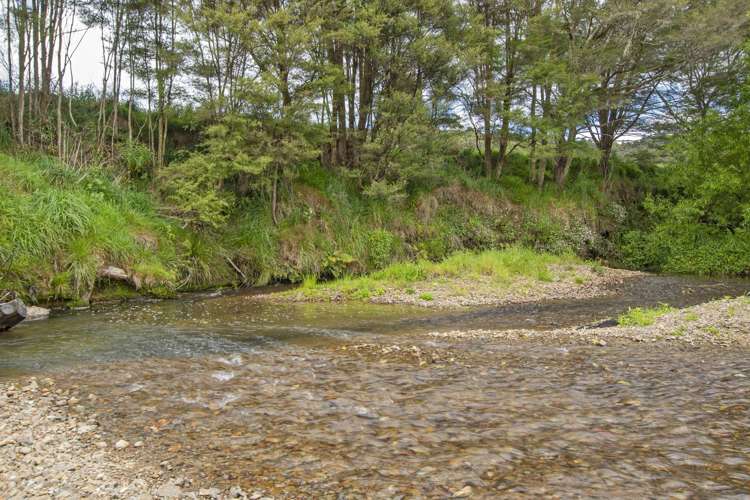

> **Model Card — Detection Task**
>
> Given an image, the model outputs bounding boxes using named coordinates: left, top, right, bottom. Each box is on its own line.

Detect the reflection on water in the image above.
left=0, top=274, right=749, bottom=496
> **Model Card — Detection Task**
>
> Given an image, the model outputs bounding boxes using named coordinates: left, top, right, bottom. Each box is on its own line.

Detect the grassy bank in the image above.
left=269, top=248, right=640, bottom=307
left=0, top=153, right=619, bottom=306
left=0, top=153, right=182, bottom=303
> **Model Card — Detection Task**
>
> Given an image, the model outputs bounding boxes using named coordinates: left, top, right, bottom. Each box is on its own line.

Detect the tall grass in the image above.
left=311, top=247, right=583, bottom=298
left=0, top=154, right=179, bottom=302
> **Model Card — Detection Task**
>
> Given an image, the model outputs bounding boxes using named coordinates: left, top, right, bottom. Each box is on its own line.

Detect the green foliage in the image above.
left=161, top=153, right=234, bottom=228
left=361, top=92, right=450, bottom=200
left=618, top=304, right=675, bottom=327
left=0, top=154, right=182, bottom=302
left=619, top=86, right=750, bottom=276
left=366, top=229, right=396, bottom=269
left=120, top=141, right=153, bottom=180
left=304, top=248, right=583, bottom=300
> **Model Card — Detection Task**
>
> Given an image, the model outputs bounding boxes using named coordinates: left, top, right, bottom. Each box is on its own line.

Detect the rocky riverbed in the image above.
left=0, top=378, right=269, bottom=499
left=1, top=283, right=749, bottom=498
left=427, top=295, right=750, bottom=348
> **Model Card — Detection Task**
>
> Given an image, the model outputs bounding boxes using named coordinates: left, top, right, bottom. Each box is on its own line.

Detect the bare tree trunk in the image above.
left=271, top=164, right=279, bottom=226
left=55, top=0, right=62, bottom=158
left=483, top=107, right=493, bottom=177
left=5, top=0, right=15, bottom=139
left=31, top=0, right=39, bottom=138
left=497, top=6, right=515, bottom=177
left=528, top=84, right=537, bottom=183
left=16, top=0, right=28, bottom=145
left=554, top=126, right=576, bottom=188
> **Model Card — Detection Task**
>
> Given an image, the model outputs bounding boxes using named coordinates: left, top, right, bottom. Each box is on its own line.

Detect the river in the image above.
left=1, top=275, right=749, bottom=497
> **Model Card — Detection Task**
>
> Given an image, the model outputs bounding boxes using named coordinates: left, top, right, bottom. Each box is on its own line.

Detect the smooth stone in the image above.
left=155, top=482, right=183, bottom=498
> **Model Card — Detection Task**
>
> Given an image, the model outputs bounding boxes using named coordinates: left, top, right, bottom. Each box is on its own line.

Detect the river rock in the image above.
left=99, top=266, right=130, bottom=281
left=199, top=487, right=221, bottom=498
left=115, top=439, right=130, bottom=450
left=26, top=306, right=50, bottom=321
left=452, top=485, right=473, bottom=497
left=155, top=481, right=183, bottom=498
left=0, top=298, right=27, bottom=331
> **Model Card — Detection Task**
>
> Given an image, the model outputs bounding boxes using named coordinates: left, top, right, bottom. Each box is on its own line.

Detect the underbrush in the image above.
left=0, top=154, right=612, bottom=304
left=619, top=224, right=750, bottom=276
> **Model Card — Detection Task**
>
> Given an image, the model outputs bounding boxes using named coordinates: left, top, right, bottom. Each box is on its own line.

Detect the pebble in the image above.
left=453, top=485, right=473, bottom=497
left=115, top=439, right=130, bottom=450
left=199, top=487, right=221, bottom=498
left=154, top=481, right=183, bottom=498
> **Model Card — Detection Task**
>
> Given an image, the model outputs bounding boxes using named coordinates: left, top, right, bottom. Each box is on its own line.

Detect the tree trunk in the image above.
left=554, top=127, right=575, bottom=188
left=16, top=0, right=28, bottom=145
left=271, top=164, right=279, bottom=226
left=6, top=0, right=15, bottom=139
left=528, top=84, right=537, bottom=183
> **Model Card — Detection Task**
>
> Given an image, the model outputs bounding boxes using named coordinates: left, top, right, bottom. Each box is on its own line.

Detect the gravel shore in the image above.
left=428, top=295, right=750, bottom=347
left=262, top=264, right=644, bottom=308
left=0, top=378, right=269, bottom=499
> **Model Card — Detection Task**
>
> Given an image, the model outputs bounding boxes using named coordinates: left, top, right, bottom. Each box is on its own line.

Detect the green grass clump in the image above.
left=300, top=247, right=583, bottom=300
left=419, top=292, right=434, bottom=301
left=618, top=304, right=675, bottom=327
left=0, top=153, right=181, bottom=302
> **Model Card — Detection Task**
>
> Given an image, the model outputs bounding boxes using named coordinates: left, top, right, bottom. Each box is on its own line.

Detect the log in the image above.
left=0, top=298, right=27, bottom=332
left=99, top=266, right=130, bottom=281
left=98, top=265, right=141, bottom=290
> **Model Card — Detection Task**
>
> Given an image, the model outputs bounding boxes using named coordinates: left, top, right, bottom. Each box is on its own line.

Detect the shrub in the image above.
left=367, top=229, right=396, bottom=270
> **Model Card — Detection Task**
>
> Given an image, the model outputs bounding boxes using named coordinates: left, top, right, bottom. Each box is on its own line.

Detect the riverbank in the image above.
left=427, top=295, right=750, bottom=348
left=2, top=153, right=621, bottom=308
left=259, top=249, right=643, bottom=308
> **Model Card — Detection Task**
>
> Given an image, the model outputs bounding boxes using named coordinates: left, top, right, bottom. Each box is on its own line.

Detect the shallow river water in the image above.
left=1, top=275, right=750, bottom=497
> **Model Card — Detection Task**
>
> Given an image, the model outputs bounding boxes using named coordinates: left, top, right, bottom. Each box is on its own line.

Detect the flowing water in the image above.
left=1, top=275, right=749, bottom=497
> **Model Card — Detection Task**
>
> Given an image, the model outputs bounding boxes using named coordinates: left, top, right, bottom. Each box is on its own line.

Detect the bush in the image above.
left=367, top=229, right=396, bottom=269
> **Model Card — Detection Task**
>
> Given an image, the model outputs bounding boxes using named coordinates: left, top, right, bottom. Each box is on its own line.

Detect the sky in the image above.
left=0, top=18, right=103, bottom=89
